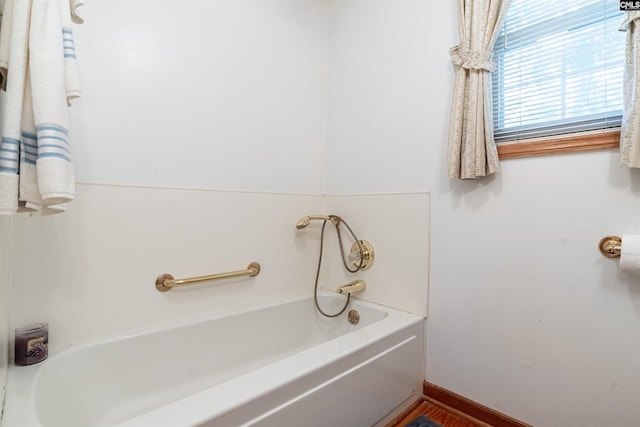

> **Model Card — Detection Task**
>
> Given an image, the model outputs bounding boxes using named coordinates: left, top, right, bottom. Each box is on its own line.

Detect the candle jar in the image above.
left=15, top=322, right=49, bottom=366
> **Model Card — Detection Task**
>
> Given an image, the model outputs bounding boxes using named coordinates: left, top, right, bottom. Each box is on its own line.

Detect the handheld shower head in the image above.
left=295, top=216, right=312, bottom=229
left=295, top=215, right=339, bottom=229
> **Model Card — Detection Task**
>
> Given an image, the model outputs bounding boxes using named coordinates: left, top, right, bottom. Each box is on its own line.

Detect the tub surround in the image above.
left=8, top=184, right=430, bottom=353
left=9, top=184, right=325, bottom=351
left=325, top=193, right=430, bottom=317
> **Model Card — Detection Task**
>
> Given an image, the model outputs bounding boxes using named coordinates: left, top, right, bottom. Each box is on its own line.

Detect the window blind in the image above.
left=492, top=0, right=625, bottom=143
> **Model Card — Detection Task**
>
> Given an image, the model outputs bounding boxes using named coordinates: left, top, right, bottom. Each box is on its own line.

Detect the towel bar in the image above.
left=155, top=262, right=260, bottom=292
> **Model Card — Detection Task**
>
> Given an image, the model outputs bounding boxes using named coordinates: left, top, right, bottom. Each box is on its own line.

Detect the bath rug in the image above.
left=403, top=414, right=442, bottom=427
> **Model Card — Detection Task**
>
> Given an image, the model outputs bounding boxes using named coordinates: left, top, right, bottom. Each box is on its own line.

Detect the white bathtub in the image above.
left=2, top=294, right=425, bottom=427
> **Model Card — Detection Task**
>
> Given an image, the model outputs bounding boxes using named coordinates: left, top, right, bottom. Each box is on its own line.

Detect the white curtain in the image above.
left=447, top=0, right=511, bottom=180
left=620, top=11, right=640, bottom=168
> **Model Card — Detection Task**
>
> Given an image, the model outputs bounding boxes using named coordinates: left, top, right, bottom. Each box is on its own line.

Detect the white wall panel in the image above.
left=326, top=0, right=447, bottom=194
left=10, top=184, right=323, bottom=349
left=70, top=0, right=327, bottom=194
left=323, top=193, right=429, bottom=317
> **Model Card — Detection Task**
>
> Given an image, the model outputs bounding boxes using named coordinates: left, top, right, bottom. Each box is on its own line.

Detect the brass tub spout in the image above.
left=336, top=279, right=366, bottom=295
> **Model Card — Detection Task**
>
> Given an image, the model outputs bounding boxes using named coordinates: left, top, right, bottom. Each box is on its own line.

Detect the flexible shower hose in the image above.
left=312, top=215, right=364, bottom=318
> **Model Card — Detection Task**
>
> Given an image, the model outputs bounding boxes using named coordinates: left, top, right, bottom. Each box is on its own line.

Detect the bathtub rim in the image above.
left=3, top=292, right=425, bottom=427
left=21, top=291, right=420, bottom=360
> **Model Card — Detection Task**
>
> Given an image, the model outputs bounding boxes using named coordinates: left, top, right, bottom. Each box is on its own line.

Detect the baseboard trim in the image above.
left=423, top=381, right=533, bottom=427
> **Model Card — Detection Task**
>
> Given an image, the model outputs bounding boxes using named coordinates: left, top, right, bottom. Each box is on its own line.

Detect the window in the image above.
left=492, top=0, right=625, bottom=158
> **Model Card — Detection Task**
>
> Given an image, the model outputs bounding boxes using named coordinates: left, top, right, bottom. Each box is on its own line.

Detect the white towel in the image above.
left=0, top=0, right=32, bottom=214
left=62, top=0, right=81, bottom=104
left=29, top=0, right=76, bottom=210
left=0, top=0, right=83, bottom=215
left=18, top=72, right=42, bottom=211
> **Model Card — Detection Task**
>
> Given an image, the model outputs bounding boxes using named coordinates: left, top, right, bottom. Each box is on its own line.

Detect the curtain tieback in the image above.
left=619, top=11, right=640, bottom=31
left=449, top=45, right=495, bottom=72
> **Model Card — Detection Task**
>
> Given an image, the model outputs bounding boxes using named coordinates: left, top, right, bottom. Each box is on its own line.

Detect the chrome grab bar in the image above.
left=155, top=262, right=260, bottom=292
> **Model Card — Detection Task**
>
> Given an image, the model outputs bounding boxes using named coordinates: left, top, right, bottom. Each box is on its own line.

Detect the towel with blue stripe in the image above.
left=0, top=0, right=83, bottom=215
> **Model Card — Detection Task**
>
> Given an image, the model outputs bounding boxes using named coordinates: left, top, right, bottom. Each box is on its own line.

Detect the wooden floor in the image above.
left=391, top=399, right=486, bottom=427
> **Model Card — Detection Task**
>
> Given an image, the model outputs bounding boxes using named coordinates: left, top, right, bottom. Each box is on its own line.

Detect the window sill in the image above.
left=496, top=129, right=620, bottom=160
